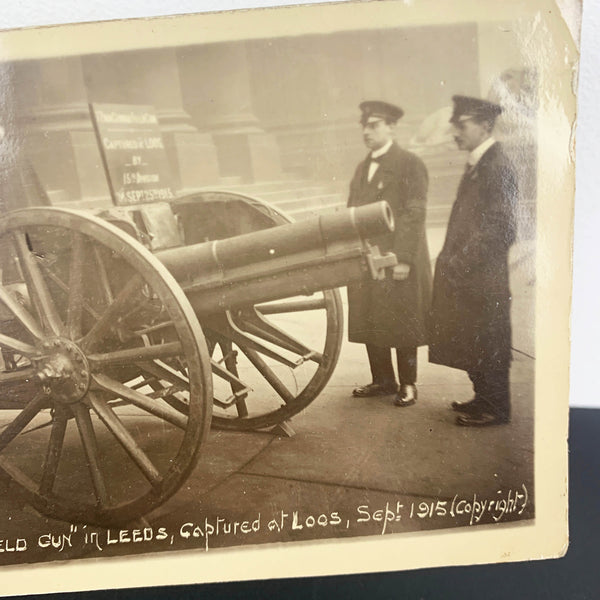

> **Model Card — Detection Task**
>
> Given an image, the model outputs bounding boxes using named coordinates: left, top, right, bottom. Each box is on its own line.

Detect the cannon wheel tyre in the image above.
left=172, top=191, right=344, bottom=432
left=0, top=208, right=212, bottom=526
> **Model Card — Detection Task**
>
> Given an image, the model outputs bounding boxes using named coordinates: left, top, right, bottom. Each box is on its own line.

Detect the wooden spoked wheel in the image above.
left=0, top=208, right=212, bottom=526
left=172, top=191, right=344, bottom=431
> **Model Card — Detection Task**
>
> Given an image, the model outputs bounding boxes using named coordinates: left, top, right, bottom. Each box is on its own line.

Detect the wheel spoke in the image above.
left=0, top=393, right=48, bottom=452
left=88, top=392, right=162, bottom=487
left=72, top=403, right=109, bottom=506
left=234, top=308, right=323, bottom=364
left=0, top=333, right=37, bottom=356
left=240, top=346, right=295, bottom=405
left=205, top=339, right=251, bottom=414
left=93, top=245, right=114, bottom=304
left=134, top=321, right=176, bottom=337
left=39, top=267, right=102, bottom=322
left=220, top=348, right=249, bottom=417
left=88, top=341, right=183, bottom=369
left=39, top=408, right=69, bottom=495
left=0, top=457, right=40, bottom=496
left=210, top=315, right=301, bottom=368
left=255, top=297, right=327, bottom=314
left=153, top=388, right=190, bottom=415
left=66, top=233, right=87, bottom=339
left=80, top=274, right=143, bottom=351
left=137, top=360, right=189, bottom=390
left=210, top=360, right=251, bottom=412
left=210, top=359, right=251, bottom=393
left=0, top=284, right=45, bottom=340
left=12, top=231, right=65, bottom=337
left=92, top=373, right=188, bottom=430
left=0, top=207, right=212, bottom=526
left=137, top=361, right=198, bottom=415
left=0, top=366, right=37, bottom=385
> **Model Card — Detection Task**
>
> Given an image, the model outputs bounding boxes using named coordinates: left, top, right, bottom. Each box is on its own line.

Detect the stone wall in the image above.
left=4, top=19, right=534, bottom=234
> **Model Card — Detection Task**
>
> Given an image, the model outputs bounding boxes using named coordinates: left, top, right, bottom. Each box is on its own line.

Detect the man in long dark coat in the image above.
left=348, top=101, right=432, bottom=407
left=428, top=95, right=518, bottom=427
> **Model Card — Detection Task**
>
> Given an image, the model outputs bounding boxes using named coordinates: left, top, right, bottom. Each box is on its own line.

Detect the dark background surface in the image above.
left=6, top=407, right=597, bottom=600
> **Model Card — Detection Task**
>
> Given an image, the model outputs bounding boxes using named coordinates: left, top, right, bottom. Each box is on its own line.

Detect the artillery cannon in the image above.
left=0, top=190, right=395, bottom=526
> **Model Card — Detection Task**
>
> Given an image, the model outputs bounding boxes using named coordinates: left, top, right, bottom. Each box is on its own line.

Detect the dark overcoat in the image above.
left=347, top=142, right=432, bottom=349
left=428, top=142, right=517, bottom=372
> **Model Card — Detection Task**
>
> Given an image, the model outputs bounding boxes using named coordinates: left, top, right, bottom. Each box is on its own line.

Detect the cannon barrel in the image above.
left=156, top=201, right=396, bottom=315
left=0, top=199, right=395, bottom=525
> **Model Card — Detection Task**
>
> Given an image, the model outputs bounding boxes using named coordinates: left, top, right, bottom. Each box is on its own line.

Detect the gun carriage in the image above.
left=0, top=182, right=395, bottom=526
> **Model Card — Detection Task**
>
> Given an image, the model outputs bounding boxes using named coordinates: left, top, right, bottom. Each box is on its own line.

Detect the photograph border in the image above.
left=0, top=0, right=575, bottom=594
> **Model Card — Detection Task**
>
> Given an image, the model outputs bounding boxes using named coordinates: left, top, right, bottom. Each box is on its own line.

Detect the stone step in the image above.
left=217, top=176, right=244, bottom=187
left=428, top=184, right=462, bottom=207
left=254, top=186, right=336, bottom=202
left=213, top=179, right=312, bottom=195
left=281, top=202, right=452, bottom=225
left=272, top=193, right=343, bottom=213
left=289, top=202, right=450, bottom=228
left=286, top=200, right=346, bottom=220
left=429, top=166, right=465, bottom=179
left=426, top=205, right=452, bottom=227
left=274, top=189, right=452, bottom=223
left=202, top=175, right=455, bottom=224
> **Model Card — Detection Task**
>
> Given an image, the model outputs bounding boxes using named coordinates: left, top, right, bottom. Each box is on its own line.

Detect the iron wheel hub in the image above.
left=34, top=338, right=91, bottom=404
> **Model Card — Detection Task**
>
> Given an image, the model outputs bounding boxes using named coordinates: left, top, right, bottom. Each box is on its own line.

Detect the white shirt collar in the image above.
left=371, top=139, right=393, bottom=159
left=468, top=136, right=496, bottom=166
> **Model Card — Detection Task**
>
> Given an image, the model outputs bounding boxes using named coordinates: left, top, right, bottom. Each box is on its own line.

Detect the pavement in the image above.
left=0, top=228, right=536, bottom=566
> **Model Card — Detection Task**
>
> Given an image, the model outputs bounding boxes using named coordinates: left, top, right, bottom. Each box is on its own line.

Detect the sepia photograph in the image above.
left=0, top=0, right=575, bottom=594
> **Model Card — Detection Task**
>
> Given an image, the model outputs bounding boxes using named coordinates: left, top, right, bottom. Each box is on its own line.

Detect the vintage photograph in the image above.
left=0, top=0, right=574, bottom=593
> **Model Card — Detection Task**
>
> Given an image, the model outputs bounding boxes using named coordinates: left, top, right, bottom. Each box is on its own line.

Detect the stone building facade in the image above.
left=1, top=21, right=535, bottom=231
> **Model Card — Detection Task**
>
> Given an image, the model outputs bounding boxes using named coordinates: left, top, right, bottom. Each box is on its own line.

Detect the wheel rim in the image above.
left=0, top=208, right=212, bottom=526
left=171, top=191, right=344, bottom=431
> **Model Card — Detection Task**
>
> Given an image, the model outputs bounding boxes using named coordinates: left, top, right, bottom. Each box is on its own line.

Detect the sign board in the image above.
left=90, top=103, right=176, bottom=206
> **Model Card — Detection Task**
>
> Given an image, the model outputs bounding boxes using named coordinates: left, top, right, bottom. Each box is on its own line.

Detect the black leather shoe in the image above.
left=352, top=382, right=397, bottom=397
left=394, top=384, right=417, bottom=407
left=455, top=412, right=510, bottom=427
left=451, top=398, right=482, bottom=413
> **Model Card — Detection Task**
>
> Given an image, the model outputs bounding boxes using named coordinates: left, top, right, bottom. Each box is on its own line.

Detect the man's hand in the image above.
left=392, top=262, right=411, bottom=281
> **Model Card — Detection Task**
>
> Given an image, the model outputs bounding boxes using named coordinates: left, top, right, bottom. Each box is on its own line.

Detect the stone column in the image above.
left=82, top=47, right=220, bottom=191
left=178, top=41, right=282, bottom=183
left=12, top=56, right=110, bottom=205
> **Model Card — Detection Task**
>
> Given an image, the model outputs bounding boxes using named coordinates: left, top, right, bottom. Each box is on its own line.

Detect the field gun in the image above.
left=0, top=191, right=395, bottom=525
